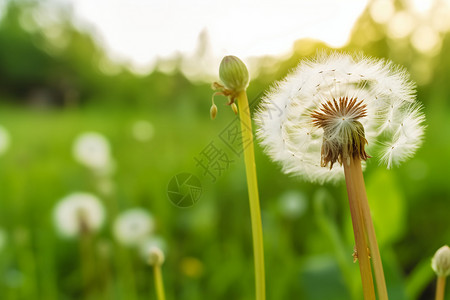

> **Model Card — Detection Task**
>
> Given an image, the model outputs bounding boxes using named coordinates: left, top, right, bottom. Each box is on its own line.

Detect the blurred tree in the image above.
left=0, top=0, right=108, bottom=107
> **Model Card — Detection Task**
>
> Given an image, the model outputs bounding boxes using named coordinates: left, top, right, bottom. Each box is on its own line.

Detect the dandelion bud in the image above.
left=432, top=245, right=450, bottom=277
left=219, top=55, right=249, bottom=92
left=231, top=102, right=238, bottom=115
left=148, top=246, right=165, bottom=266
left=210, top=104, right=218, bottom=120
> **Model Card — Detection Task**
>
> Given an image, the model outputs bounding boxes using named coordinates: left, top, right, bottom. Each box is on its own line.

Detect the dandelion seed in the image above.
left=255, top=52, right=425, bottom=183
left=0, top=125, right=11, bottom=156
left=113, top=208, right=155, bottom=247
left=73, top=132, right=114, bottom=173
left=53, top=192, right=105, bottom=238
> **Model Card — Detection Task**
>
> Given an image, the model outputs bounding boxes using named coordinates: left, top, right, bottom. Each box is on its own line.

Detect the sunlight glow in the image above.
left=411, top=26, right=441, bottom=55
left=59, top=0, right=369, bottom=74
left=410, top=0, right=434, bottom=14
left=370, top=0, right=395, bottom=24
left=387, top=12, right=415, bottom=39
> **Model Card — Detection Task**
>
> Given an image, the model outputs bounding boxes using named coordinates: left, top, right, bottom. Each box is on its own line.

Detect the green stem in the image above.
left=154, top=264, right=166, bottom=300
left=80, top=231, right=93, bottom=298
left=236, top=90, right=266, bottom=300
left=358, top=178, right=389, bottom=300
left=436, top=276, right=446, bottom=300
left=345, top=156, right=389, bottom=299
left=343, top=157, right=376, bottom=300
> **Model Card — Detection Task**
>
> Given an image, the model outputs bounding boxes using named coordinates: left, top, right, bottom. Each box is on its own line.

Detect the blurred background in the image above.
left=0, top=0, right=449, bottom=299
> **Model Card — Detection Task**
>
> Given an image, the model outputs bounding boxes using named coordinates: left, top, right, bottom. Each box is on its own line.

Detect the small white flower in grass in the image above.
left=73, top=132, right=113, bottom=172
left=53, top=192, right=105, bottom=238
left=113, top=208, right=155, bottom=247
left=432, top=245, right=450, bottom=277
left=255, top=52, right=425, bottom=183
left=0, top=125, right=11, bottom=156
left=147, top=246, right=165, bottom=266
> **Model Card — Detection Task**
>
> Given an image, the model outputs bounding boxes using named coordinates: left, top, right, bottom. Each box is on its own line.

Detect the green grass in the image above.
left=0, top=100, right=448, bottom=299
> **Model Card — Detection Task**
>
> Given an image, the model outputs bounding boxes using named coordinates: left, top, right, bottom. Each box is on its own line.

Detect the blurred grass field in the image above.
left=0, top=86, right=448, bottom=299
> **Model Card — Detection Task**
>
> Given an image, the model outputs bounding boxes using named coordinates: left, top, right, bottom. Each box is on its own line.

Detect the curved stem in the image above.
left=154, top=264, right=166, bottom=300
left=80, top=231, right=94, bottom=298
left=236, top=90, right=266, bottom=300
left=359, top=181, right=389, bottom=300
left=435, top=276, right=446, bottom=300
left=343, top=157, right=376, bottom=300
left=345, top=157, right=389, bottom=299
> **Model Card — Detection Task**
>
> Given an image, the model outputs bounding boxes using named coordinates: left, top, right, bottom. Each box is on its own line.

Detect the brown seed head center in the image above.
left=311, top=97, right=367, bottom=128
left=311, top=97, right=369, bottom=168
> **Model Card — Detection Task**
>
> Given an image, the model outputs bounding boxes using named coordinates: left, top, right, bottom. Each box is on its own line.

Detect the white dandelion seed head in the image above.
left=139, top=236, right=167, bottom=265
left=255, top=52, right=425, bottom=183
left=432, top=245, right=450, bottom=277
left=113, top=208, right=155, bottom=247
left=53, top=192, right=105, bottom=238
left=0, top=125, right=11, bottom=156
left=73, top=132, right=113, bottom=172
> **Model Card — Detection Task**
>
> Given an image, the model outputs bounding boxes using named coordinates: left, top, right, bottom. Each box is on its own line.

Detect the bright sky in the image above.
left=60, top=0, right=369, bottom=73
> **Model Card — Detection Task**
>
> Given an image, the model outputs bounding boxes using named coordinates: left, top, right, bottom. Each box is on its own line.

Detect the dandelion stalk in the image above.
left=343, top=155, right=391, bottom=299
left=154, top=264, right=166, bottom=300
left=79, top=233, right=92, bottom=295
left=358, top=170, right=389, bottom=300
left=79, top=214, right=95, bottom=297
left=237, top=90, right=266, bottom=300
left=343, top=156, right=375, bottom=300
left=435, top=276, right=446, bottom=300
left=148, top=247, right=166, bottom=300
left=212, top=56, right=265, bottom=300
